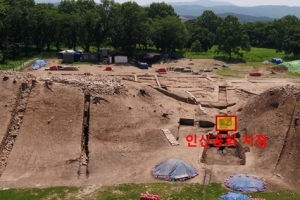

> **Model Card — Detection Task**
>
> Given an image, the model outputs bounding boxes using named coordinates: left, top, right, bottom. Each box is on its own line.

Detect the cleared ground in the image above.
left=0, top=81, right=83, bottom=188
left=0, top=77, right=19, bottom=140
left=238, top=86, right=300, bottom=187
left=0, top=58, right=299, bottom=192
left=88, top=81, right=204, bottom=186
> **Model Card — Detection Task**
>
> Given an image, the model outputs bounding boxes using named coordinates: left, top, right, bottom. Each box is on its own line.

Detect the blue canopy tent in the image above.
left=219, top=192, right=250, bottom=200
left=224, top=174, right=267, bottom=192
left=152, top=158, right=198, bottom=182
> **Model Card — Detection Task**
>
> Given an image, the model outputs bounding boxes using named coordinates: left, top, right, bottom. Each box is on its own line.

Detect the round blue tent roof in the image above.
left=219, top=192, right=250, bottom=200
left=225, top=174, right=267, bottom=192
left=152, top=158, right=198, bottom=182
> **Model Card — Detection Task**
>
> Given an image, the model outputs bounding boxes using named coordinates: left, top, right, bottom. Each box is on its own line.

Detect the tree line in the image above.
left=1, top=0, right=300, bottom=63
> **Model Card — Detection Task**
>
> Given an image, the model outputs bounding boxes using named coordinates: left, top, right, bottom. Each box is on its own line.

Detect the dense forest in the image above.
left=0, top=0, right=300, bottom=63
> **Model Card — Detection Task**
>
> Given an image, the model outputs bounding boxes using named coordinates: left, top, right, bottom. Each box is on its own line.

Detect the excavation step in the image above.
left=161, top=129, right=179, bottom=146
left=0, top=82, right=33, bottom=177
left=204, top=171, right=211, bottom=185
left=154, top=75, right=161, bottom=87
left=206, top=75, right=216, bottom=82
left=79, top=165, right=87, bottom=174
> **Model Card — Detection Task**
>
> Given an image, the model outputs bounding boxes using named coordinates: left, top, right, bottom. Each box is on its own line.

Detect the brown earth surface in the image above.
left=0, top=58, right=300, bottom=192
left=238, top=86, right=300, bottom=187
left=0, top=77, right=19, bottom=140
left=0, top=79, right=83, bottom=188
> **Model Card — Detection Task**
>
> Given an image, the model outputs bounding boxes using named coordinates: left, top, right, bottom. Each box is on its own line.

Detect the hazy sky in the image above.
left=110, top=0, right=300, bottom=6
left=213, top=0, right=300, bottom=6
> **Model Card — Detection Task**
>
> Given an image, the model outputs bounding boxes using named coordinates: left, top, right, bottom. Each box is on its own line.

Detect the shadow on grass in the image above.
left=11, top=48, right=58, bottom=61
left=135, top=48, right=161, bottom=54
left=287, top=72, right=300, bottom=78
left=213, top=56, right=246, bottom=64
left=169, top=51, right=185, bottom=58
left=282, top=55, right=296, bottom=62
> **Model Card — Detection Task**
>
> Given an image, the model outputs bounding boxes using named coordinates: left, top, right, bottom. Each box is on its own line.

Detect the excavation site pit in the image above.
left=0, top=58, right=300, bottom=192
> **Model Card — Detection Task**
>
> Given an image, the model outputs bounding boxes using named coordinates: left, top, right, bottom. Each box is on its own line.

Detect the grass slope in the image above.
left=0, top=52, right=57, bottom=71
left=0, top=183, right=300, bottom=200
left=0, top=187, right=79, bottom=200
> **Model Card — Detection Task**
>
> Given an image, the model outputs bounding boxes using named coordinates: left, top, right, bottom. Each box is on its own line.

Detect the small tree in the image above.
left=215, top=15, right=251, bottom=59
left=282, top=26, right=300, bottom=58
left=191, top=40, right=202, bottom=52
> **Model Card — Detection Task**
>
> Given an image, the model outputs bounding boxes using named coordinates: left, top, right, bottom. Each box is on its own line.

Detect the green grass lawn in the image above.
left=0, top=59, right=36, bottom=71
left=0, top=52, right=58, bottom=71
left=0, top=60, right=24, bottom=71
left=1, top=46, right=298, bottom=72
left=182, top=46, right=294, bottom=63
left=287, top=72, right=300, bottom=78
left=0, top=186, right=79, bottom=200
left=216, top=68, right=241, bottom=77
left=0, top=183, right=299, bottom=200
left=238, top=62, right=267, bottom=70
left=247, top=190, right=300, bottom=200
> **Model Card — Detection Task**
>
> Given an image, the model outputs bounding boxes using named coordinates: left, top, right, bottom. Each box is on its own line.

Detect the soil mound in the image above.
left=269, top=66, right=288, bottom=73
left=0, top=72, right=199, bottom=187
left=87, top=81, right=198, bottom=185
left=238, top=85, right=300, bottom=187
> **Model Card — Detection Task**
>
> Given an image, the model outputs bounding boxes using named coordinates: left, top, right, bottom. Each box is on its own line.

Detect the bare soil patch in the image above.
left=0, top=81, right=83, bottom=188
left=0, top=74, right=20, bottom=140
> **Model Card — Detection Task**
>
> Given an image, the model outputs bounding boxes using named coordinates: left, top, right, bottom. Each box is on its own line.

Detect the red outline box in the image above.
left=215, top=115, right=237, bottom=131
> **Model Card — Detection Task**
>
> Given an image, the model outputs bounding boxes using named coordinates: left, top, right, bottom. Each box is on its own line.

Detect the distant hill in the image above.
left=35, top=1, right=300, bottom=19
left=39, top=0, right=234, bottom=7
left=172, top=5, right=300, bottom=19
left=180, top=13, right=274, bottom=23
left=217, top=13, right=274, bottom=22
left=179, top=16, right=196, bottom=22
left=156, top=0, right=234, bottom=7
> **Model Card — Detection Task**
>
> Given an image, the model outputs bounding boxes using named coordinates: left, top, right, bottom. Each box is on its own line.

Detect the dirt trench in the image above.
left=0, top=81, right=35, bottom=177
left=153, top=86, right=235, bottom=109
left=274, top=100, right=297, bottom=170
left=218, top=86, right=227, bottom=104
left=78, top=94, right=90, bottom=179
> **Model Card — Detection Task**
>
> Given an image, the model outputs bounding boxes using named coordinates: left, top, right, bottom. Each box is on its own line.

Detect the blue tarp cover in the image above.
left=272, top=58, right=283, bottom=64
left=30, top=60, right=48, bottom=70
left=137, top=61, right=148, bottom=69
left=225, top=174, right=267, bottom=192
left=152, top=158, right=198, bottom=182
left=219, top=192, right=250, bottom=200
